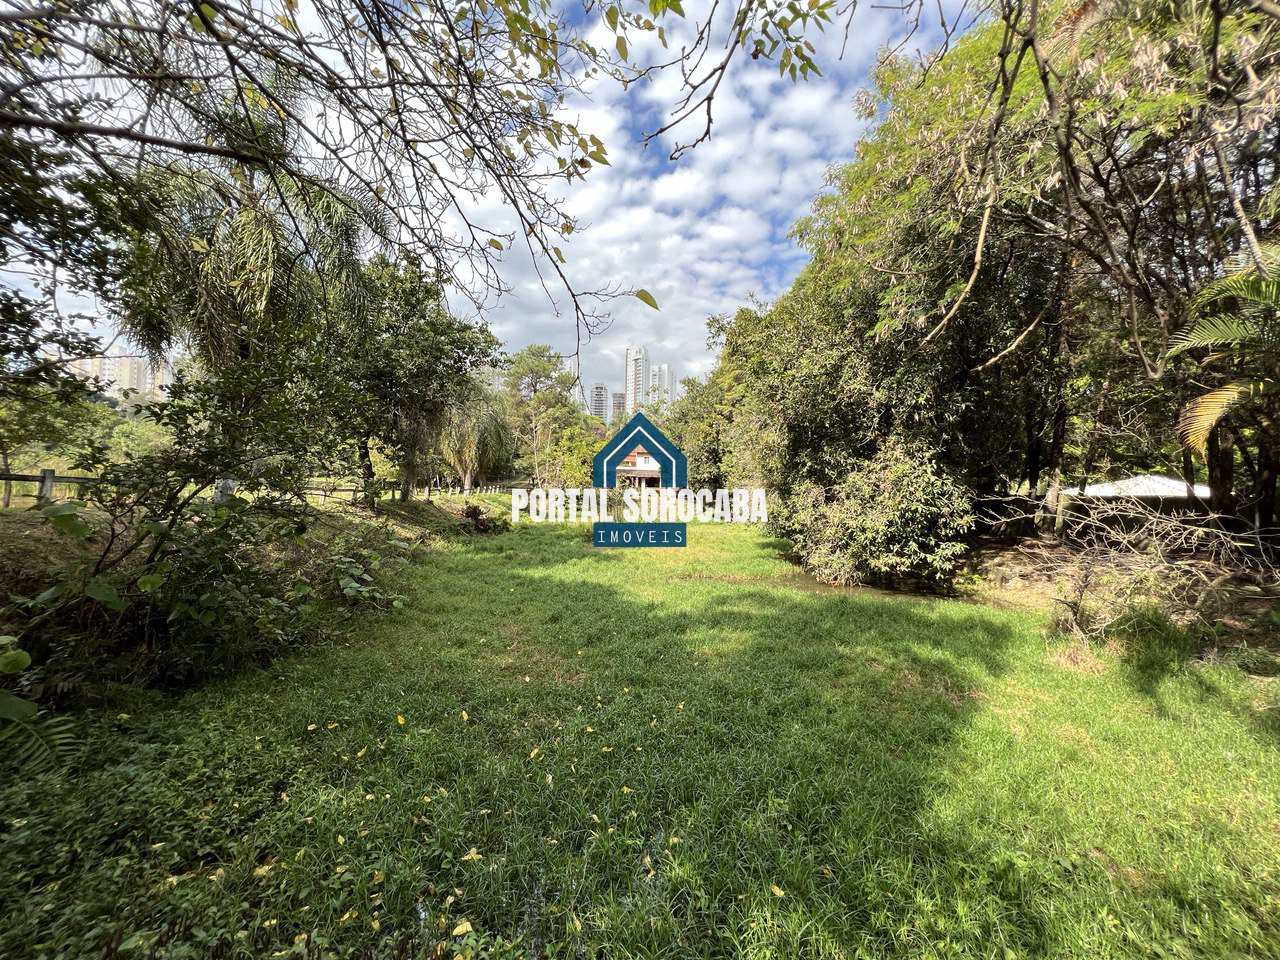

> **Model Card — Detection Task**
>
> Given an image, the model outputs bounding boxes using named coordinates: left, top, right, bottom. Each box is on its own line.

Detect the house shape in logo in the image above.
left=592, top=412, right=688, bottom=489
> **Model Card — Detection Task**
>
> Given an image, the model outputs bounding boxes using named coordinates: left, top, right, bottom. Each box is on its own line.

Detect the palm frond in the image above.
left=1178, top=379, right=1276, bottom=452
left=1168, top=313, right=1258, bottom=355
left=1193, top=270, right=1280, bottom=315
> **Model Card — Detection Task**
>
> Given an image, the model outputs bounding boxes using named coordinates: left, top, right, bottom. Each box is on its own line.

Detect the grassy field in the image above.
left=2, top=505, right=1279, bottom=958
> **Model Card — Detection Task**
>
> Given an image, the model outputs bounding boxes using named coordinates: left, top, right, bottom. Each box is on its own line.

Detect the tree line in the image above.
left=664, top=0, right=1280, bottom=586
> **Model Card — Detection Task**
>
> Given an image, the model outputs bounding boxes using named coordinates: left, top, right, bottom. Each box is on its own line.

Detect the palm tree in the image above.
left=121, top=66, right=387, bottom=370
left=438, top=385, right=512, bottom=492
left=1169, top=245, right=1280, bottom=452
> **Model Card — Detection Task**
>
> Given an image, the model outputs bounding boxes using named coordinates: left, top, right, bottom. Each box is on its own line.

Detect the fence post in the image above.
left=37, top=468, right=56, bottom=503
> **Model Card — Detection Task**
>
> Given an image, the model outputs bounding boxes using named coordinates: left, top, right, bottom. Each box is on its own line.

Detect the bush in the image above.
left=2, top=361, right=415, bottom=694
left=777, top=442, right=974, bottom=589
left=461, top=501, right=510, bottom=534
left=6, top=495, right=411, bottom=692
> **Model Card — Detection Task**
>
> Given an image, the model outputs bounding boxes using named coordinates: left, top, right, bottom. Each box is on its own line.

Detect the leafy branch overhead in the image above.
left=0, top=0, right=873, bottom=337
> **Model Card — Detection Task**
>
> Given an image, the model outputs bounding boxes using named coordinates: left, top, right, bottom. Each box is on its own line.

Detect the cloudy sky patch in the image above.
left=473, top=3, right=921, bottom=393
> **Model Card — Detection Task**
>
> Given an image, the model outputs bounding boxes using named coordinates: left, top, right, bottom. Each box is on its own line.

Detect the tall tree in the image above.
left=338, top=257, right=500, bottom=501
left=438, top=380, right=512, bottom=493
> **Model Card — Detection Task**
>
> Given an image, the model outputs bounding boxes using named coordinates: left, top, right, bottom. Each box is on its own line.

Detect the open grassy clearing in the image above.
left=2, top=505, right=1278, bottom=959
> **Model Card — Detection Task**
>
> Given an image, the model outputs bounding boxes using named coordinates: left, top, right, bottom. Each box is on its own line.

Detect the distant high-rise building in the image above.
left=69, top=353, right=176, bottom=402
left=648, top=363, right=674, bottom=407
left=624, top=344, right=649, bottom=413
left=588, top=382, right=610, bottom=422
left=68, top=354, right=111, bottom=384
left=611, top=392, right=627, bottom=424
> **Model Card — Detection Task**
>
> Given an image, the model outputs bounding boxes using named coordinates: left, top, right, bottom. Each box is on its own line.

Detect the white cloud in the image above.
left=477, top=4, right=941, bottom=391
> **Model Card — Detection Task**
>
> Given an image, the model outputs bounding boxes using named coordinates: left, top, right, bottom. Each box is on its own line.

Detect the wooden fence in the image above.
left=0, top=469, right=506, bottom=507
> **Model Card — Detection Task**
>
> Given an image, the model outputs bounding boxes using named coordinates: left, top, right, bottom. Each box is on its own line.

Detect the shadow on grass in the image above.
left=1115, top=610, right=1280, bottom=746
left=380, top=525, right=1049, bottom=956
left=2, top=525, right=1273, bottom=959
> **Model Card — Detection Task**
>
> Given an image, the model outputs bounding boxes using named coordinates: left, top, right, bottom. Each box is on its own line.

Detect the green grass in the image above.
left=2, top=511, right=1279, bottom=958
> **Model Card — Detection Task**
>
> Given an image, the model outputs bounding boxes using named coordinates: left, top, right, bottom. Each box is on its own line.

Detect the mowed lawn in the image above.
left=3, top=510, right=1279, bottom=959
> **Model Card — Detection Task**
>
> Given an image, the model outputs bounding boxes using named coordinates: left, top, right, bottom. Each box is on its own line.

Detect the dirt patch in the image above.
left=1048, top=639, right=1107, bottom=674
left=1087, top=848, right=1151, bottom=890
left=965, top=537, right=1073, bottom=612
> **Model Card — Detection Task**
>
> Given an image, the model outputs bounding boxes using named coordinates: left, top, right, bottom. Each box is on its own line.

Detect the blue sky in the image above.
left=472, top=3, right=932, bottom=393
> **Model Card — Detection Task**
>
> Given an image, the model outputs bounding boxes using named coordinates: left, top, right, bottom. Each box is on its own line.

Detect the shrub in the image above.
left=2, top=362, right=418, bottom=694
left=777, top=441, right=974, bottom=589
left=461, top=501, right=510, bottom=534
left=6, top=494, right=412, bottom=692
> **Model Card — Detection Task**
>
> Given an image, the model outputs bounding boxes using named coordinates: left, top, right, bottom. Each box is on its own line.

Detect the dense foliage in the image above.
left=670, top=0, right=1280, bottom=587
left=502, top=345, right=606, bottom=487
left=778, top=442, right=975, bottom=587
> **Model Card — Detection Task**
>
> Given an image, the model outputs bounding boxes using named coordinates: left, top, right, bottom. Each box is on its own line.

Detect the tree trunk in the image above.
left=1039, top=396, right=1069, bottom=530
left=1075, top=377, right=1112, bottom=494
left=1038, top=312, right=1070, bottom=530
left=1023, top=409, right=1043, bottom=495
left=1255, top=437, right=1277, bottom=532
left=400, top=446, right=416, bottom=502
left=462, top=470, right=473, bottom=493
left=1181, top=447, right=1196, bottom=501
left=1207, top=424, right=1236, bottom=517
left=358, top=435, right=376, bottom=509
left=1, top=448, right=10, bottom=509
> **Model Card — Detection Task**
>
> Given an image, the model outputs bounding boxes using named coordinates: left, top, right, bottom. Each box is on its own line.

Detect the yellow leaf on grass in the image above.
left=529, top=746, right=541, bottom=760
left=396, top=714, right=406, bottom=726
left=461, top=710, right=469, bottom=722
left=771, top=884, right=785, bottom=898
left=460, top=847, right=483, bottom=862
left=452, top=919, right=473, bottom=936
